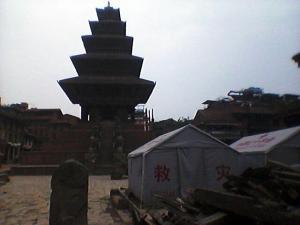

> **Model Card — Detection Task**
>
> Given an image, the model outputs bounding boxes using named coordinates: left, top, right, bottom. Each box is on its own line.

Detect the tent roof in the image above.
left=230, top=126, right=300, bottom=154
left=128, top=124, right=235, bottom=158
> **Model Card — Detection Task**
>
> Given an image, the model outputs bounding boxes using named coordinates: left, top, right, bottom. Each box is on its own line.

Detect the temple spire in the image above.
left=108, top=1, right=110, bottom=7
left=58, top=5, right=155, bottom=122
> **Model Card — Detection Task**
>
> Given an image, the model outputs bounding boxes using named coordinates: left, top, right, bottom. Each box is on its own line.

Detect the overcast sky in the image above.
left=0, top=0, right=299, bottom=121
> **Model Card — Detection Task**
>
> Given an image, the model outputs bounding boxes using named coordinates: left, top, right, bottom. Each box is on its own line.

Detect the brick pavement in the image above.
left=0, top=176, right=128, bottom=225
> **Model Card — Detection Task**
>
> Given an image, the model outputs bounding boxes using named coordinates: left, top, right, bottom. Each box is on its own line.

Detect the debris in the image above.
left=192, top=188, right=300, bottom=225
left=193, top=160, right=300, bottom=225
left=111, top=160, right=300, bottom=225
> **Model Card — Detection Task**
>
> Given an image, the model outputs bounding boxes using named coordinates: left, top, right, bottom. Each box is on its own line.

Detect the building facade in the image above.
left=193, top=87, right=300, bottom=144
left=0, top=103, right=81, bottom=164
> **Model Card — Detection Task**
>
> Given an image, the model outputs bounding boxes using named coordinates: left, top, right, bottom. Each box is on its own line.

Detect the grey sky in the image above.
left=0, top=0, right=299, bottom=120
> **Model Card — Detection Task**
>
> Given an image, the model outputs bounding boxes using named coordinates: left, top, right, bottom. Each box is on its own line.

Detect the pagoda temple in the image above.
left=59, top=4, right=155, bottom=122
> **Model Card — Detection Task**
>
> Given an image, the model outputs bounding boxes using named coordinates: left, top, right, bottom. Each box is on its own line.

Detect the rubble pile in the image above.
left=111, top=160, right=300, bottom=225
left=111, top=188, right=232, bottom=225
left=192, top=160, right=300, bottom=225
left=223, top=160, right=300, bottom=209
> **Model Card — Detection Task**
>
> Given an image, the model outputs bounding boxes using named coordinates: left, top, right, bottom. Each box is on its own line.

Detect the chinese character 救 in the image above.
left=154, top=164, right=170, bottom=182
left=216, top=165, right=231, bottom=181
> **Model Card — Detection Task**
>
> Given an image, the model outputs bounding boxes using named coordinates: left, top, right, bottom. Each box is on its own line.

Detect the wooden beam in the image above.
left=193, top=188, right=300, bottom=225
left=267, top=160, right=300, bottom=173
left=196, top=212, right=227, bottom=225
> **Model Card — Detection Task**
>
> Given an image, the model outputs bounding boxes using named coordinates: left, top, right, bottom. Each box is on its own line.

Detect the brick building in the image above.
left=193, top=87, right=300, bottom=144
left=0, top=103, right=81, bottom=164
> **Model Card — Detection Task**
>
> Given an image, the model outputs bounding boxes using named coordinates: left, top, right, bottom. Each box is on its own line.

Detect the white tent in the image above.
left=128, top=124, right=263, bottom=204
left=230, top=126, right=300, bottom=165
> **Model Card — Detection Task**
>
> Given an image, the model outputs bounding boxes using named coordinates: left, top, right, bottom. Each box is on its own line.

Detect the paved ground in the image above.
left=0, top=176, right=128, bottom=225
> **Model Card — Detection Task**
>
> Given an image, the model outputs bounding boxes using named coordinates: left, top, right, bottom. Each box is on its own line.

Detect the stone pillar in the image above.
left=12, top=148, right=15, bottom=162
left=49, top=159, right=89, bottom=225
left=117, top=107, right=128, bottom=121
left=6, top=147, right=10, bottom=163
left=16, top=147, right=20, bottom=161
left=81, top=107, right=89, bottom=122
left=89, top=107, right=102, bottom=122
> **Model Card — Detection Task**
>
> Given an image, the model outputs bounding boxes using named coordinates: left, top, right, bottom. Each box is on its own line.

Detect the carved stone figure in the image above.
left=49, top=159, right=89, bottom=225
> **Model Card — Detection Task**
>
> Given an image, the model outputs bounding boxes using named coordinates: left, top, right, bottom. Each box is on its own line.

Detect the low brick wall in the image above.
left=20, top=151, right=87, bottom=165
left=10, top=165, right=59, bottom=175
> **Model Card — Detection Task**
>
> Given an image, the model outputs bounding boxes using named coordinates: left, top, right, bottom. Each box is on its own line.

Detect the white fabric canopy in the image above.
left=128, top=124, right=264, bottom=204
left=231, top=126, right=300, bottom=153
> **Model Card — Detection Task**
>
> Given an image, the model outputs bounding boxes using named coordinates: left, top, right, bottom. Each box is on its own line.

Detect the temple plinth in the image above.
left=59, top=5, right=155, bottom=122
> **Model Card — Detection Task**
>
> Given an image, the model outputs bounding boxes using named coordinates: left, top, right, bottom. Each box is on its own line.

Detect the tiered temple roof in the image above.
left=59, top=4, right=155, bottom=122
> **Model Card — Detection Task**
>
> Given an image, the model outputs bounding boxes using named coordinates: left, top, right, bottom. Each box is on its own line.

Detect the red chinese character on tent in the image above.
left=216, top=165, right=231, bottom=181
left=154, top=164, right=170, bottom=182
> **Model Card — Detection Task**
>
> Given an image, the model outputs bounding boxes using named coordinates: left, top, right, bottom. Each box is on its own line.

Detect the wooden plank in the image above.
left=193, top=188, right=300, bottom=225
left=272, top=170, right=300, bottom=181
left=117, top=188, right=140, bottom=213
left=197, top=212, right=227, bottom=225
left=277, top=177, right=300, bottom=189
left=267, top=160, right=300, bottom=173
left=116, top=188, right=155, bottom=225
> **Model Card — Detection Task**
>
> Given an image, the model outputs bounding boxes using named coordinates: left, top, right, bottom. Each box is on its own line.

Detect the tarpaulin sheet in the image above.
left=128, top=125, right=265, bottom=204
